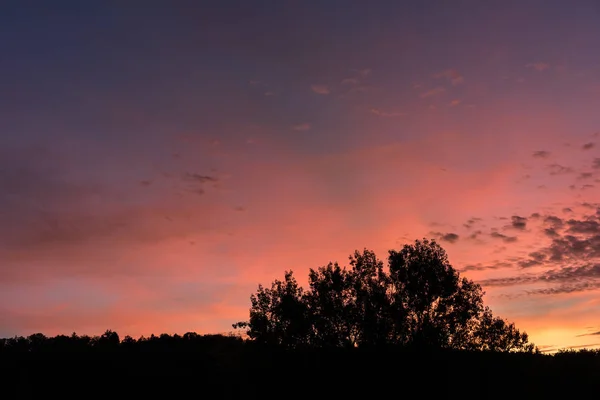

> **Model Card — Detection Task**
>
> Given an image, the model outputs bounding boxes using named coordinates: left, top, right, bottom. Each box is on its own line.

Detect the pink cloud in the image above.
left=292, top=122, right=311, bottom=131
left=420, top=86, right=446, bottom=98
left=310, top=84, right=330, bottom=95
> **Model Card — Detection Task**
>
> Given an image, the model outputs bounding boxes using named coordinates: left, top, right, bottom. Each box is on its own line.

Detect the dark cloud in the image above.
left=566, top=219, right=600, bottom=234
left=592, top=158, right=600, bottom=169
left=532, top=150, right=550, bottom=158
left=441, top=232, right=459, bottom=243
left=579, top=172, right=593, bottom=180
left=530, top=212, right=541, bottom=219
left=181, top=173, right=219, bottom=195
left=479, top=263, right=600, bottom=288
left=548, top=163, right=574, bottom=175
left=544, top=228, right=560, bottom=237
left=517, top=251, right=547, bottom=268
left=582, top=142, right=595, bottom=150
left=510, top=215, right=527, bottom=230
left=577, top=331, right=600, bottom=337
left=546, top=234, right=600, bottom=262
left=430, top=231, right=460, bottom=243
left=526, top=281, right=600, bottom=295
left=182, top=173, right=218, bottom=183
left=544, top=215, right=564, bottom=229
left=468, top=230, right=483, bottom=240
left=490, top=231, right=518, bottom=243
left=463, top=217, right=482, bottom=229
left=459, top=261, right=512, bottom=272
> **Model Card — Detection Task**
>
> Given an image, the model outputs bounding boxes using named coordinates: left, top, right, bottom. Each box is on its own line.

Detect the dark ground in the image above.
left=1, top=334, right=598, bottom=398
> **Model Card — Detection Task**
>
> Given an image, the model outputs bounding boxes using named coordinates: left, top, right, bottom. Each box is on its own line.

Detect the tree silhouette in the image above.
left=234, top=239, right=534, bottom=352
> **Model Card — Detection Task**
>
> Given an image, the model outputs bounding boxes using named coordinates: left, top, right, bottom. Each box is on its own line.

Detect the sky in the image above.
left=2, top=0, right=600, bottom=351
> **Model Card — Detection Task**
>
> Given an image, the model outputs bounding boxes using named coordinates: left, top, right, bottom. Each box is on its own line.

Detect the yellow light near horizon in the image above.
left=532, top=327, right=600, bottom=353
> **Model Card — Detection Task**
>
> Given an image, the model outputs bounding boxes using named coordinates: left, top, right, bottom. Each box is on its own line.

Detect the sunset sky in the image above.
left=2, top=1, right=600, bottom=351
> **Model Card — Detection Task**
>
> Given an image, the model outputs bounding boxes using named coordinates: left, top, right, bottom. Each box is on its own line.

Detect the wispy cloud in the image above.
left=352, top=68, right=371, bottom=77
left=420, top=87, right=446, bottom=98
left=433, top=69, right=464, bottom=85
left=532, top=150, right=551, bottom=159
left=341, top=78, right=359, bottom=85
left=526, top=62, right=550, bottom=71
left=292, top=123, right=311, bottom=131
left=369, top=108, right=405, bottom=117
left=548, top=163, right=574, bottom=175
left=310, top=84, right=330, bottom=95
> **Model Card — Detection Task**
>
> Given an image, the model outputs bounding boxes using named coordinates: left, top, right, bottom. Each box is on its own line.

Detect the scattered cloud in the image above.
left=472, top=206, right=600, bottom=296
left=449, top=99, right=461, bottom=106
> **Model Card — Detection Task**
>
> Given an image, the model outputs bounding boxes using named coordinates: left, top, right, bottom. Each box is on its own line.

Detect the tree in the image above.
left=387, top=239, right=485, bottom=349
left=474, top=307, right=534, bottom=352
left=234, top=239, right=534, bottom=352
left=233, top=271, right=311, bottom=348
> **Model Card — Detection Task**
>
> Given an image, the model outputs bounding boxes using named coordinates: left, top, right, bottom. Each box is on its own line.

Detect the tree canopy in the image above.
left=233, top=239, right=534, bottom=352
